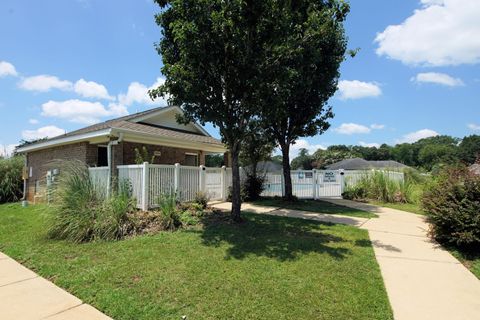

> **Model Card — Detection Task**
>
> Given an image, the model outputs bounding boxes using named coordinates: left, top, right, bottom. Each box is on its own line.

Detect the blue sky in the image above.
left=1, top=0, right=479, bottom=158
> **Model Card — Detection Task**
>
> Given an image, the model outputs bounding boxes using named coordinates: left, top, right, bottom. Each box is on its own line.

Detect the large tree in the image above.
left=151, top=0, right=271, bottom=221
left=239, top=122, right=276, bottom=178
left=257, top=1, right=350, bottom=200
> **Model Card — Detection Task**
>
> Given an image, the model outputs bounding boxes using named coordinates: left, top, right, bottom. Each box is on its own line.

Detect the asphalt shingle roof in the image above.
left=24, top=106, right=224, bottom=147
left=326, top=158, right=407, bottom=170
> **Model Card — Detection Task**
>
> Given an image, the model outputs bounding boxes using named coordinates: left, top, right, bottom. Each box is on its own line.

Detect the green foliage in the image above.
left=243, top=174, right=265, bottom=202
left=343, top=171, right=418, bottom=204
left=422, top=166, right=480, bottom=249
left=48, top=162, right=136, bottom=242
left=205, top=154, right=224, bottom=167
left=193, top=191, right=209, bottom=209
left=0, top=156, right=24, bottom=203
left=291, top=149, right=314, bottom=170
left=239, top=122, right=276, bottom=170
left=134, top=146, right=155, bottom=164
left=156, top=193, right=181, bottom=230
left=458, top=135, right=480, bottom=164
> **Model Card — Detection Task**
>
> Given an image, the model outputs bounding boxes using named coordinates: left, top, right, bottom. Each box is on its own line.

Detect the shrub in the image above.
left=156, top=193, right=181, bottom=230
left=0, top=156, right=24, bottom=203
left=48, top=161, right=135, bottom=242
left=243, top=174, right=265, bottom=201
left=422, top=166, right=480, bottom=249
left=193, top=191, right=209, bottom=209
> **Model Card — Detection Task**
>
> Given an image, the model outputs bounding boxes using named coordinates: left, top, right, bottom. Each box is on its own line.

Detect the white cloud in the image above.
left=468, top=123, right=480, bottom=131
left=337, top=80, right=382, bottom=100
left=370, top=124, right=385, bottom=130
left=0, top=61, right=18, bottom=77
left=0, top=144, right=17, bottom=157
left=29, top=119, right=39, bottom=124
left=334, top=123, right=371, bottom=135
left=359, top=141, right=381, bottom=148
left=22, top=126, right=65, bottom=140
left=290, top=139, right=326, bottom=158
left=118, top=77, right=168, bottom=106
left=396, top=129, right=439, bottom=144
left=74, top=79, right=114, bottom=100
left=19, top=75, right=73, bottom=92
left=375, top=0, right=480, bottom=66
left=411, top=72, right=464, bottom=87
left=41, top=99, right=128, bottom=124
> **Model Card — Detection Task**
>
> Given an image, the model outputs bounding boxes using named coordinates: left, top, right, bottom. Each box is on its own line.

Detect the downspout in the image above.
left=22, top=153, right=28, bottom=206
left=106, top=133, right=124, bottom=197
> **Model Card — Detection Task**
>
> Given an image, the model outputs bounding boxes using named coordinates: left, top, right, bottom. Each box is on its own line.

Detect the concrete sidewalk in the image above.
left=212, top=200, right=480, bottom=320
left=0, top=252, right=111, bottom=320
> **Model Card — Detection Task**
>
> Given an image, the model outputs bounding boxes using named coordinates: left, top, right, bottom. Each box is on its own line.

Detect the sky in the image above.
left=1, top=0, right=479, bottom=158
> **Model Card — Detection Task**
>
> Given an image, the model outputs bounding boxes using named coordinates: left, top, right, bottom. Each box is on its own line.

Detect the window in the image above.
left=184, top=153, right=198, bottom=166
left=34, top=180, right=41, bottom=194
left=97, top=146, right=108, bottom=167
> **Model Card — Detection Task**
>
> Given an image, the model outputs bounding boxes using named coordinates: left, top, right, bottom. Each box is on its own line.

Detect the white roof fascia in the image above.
left=16, top=128, right=112, bottom=153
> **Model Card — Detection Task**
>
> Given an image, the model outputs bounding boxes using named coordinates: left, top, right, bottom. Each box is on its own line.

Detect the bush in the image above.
left=227, top=174, right=265, bottom=202
left=422, top=166, right=480, bottom=249
left=0, top=156, right=24, bottom=203
left=48, top=161, right=135, bottom=242
left=194, top=191, right=209, bottom=209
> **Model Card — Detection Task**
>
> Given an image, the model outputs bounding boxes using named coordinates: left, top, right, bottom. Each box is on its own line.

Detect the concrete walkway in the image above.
left=0, top=252, right=111, bottom=320
left=212, top=200, right=480, bottom=320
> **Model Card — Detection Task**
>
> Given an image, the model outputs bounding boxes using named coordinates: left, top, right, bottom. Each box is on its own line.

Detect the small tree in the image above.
left=257, top=1, right=350, bottom=200
left=240, top=122, right=276, bottom=178
left=151, top=0, right=269, bottom=221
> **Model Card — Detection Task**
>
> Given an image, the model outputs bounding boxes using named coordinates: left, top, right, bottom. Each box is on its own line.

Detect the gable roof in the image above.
left=326, top=158, right=407, bottom=170
left=17, top=106, right=224, bottom=153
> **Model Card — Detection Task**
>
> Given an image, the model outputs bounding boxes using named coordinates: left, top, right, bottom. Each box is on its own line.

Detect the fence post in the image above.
left=339, top=170, right=345, bottom=196
left=312, top=169, right=317, bottom=200
left=281, top=170, right=285, bottom=197
left=141, top=162, right=149, bottom=211
left=221, top=165, right=226, bottom=201
left=174, top=163, right=180, bottom=195
left=199, top=165, right=206, bottom=192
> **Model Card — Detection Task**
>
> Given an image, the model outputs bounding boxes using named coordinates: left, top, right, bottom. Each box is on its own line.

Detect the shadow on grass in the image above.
left=189, top=211, right=352, bottom=262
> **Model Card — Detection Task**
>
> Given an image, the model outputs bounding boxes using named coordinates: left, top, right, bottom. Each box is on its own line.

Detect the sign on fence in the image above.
left=323, top=171, right=337, bottom=183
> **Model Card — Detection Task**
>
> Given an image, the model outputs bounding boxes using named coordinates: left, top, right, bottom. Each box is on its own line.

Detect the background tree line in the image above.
left=288, top=134, right=480, bottom=172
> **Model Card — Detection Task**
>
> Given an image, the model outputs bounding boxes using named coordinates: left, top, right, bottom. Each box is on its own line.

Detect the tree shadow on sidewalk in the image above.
left=189, top=211, right=352, bottom=262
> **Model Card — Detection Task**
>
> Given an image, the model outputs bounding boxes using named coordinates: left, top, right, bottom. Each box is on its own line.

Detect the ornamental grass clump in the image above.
left=0, top=156, right=24, bottom=204
left=48, top=161, right=135, bottom=242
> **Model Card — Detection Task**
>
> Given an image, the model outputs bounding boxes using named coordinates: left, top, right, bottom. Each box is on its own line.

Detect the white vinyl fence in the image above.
left=116, top=163, right=230, bottom=210
left=89, top=165, right=404, bottom=210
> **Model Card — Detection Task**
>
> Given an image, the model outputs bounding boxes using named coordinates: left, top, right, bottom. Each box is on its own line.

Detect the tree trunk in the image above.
left=230, top=145, right=242, bottom=222
left=281, top=143, right=294, bottom=201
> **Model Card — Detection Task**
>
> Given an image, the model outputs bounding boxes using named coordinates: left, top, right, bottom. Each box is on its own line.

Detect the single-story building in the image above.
left=326, top=158, right=408, bottom=171
left=16, top=106, right=228, bottom=202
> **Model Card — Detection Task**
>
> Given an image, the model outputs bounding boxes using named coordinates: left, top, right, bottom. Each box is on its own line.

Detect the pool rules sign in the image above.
left=323, top=171, right=337, bottom=183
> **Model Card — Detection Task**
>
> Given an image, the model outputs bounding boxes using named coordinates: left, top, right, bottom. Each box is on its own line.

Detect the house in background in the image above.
left=326, top=158, right=408, bottom=171
left=16, top=106, right=227, bottom=202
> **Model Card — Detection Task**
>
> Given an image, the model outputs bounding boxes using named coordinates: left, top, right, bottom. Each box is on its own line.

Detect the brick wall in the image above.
left=25, top=142, right=96, bottom=202
left=122, top=142, right=205, bottom=166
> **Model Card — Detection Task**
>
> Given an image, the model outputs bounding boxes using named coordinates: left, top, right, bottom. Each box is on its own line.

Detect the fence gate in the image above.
left=205, top=168, right=223, bottom=200
left=315, top=170, right=343, bottom=198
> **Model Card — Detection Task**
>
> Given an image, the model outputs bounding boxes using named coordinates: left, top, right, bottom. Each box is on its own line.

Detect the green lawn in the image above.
left=0, top=203, right=392, bottom=320
left=368, top=201, right=425, bottom=215
left=251, top=197, right=377, bottom=218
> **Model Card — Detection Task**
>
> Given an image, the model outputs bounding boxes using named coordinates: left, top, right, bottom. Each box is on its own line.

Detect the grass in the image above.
left=450, top=249, right=480, bottom=280
left=0, top=203, right=392, bottom=320
left=251, top=197, right=377, bottom=218
left=368, top=201, right=425, bottom=215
